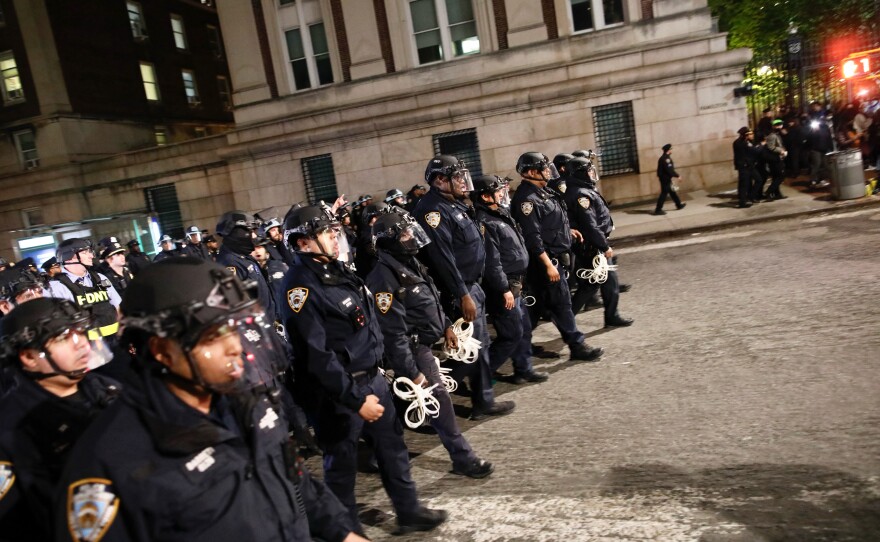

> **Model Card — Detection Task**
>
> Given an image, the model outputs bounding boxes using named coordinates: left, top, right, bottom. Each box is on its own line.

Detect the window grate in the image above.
left=432, top=128, right=482, bottom=177
left=145, top=184, right=184, bottom=239
left=302, top=154, right=339, bottom=204
left=592, top=102, right=639, bottom=176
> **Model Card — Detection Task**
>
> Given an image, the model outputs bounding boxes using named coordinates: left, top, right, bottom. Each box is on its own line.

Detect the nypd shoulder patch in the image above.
left=287, top=287, right=309, bottom=313
left=0, top=461, right=14, bottom=501
left=375, top=292, right=393, bottom=314
left=578, top=197, right=590, bottom=209
left=558, top=182, right=567, bottom=193
left=520, top=201, right=534, bottom=216
left=424, top=211, right=441, bottom=229
left=67, top=478, right=120, bottom=542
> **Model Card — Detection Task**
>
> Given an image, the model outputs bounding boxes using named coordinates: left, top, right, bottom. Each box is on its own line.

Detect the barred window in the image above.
left=592, top=101, right=639, bottom=176
left=302, top=154, right=339, bottom=204
left=432, top=128, right=482, bottom=176
left=145, top=184, right=183, bottom=240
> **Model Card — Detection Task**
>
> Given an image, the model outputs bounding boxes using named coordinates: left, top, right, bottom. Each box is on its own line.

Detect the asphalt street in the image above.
left=316, top=207, right=880, bottom=541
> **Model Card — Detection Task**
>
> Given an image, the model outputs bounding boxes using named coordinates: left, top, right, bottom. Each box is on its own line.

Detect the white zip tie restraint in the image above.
left=434, top=356, right=457, bottom=393
left=442, top=318, right=481, bottom=363
left=392, top=376, right=440, bottom=429
left=576, top=252, right=617, bottom=284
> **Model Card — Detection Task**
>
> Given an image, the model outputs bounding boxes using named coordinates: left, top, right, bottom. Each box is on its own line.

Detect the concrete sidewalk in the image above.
left=610, top=173, right=880, bottom=246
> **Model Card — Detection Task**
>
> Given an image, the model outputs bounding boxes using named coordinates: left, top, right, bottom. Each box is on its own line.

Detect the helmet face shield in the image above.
left=546, top=163, right=561, bottom=182
left=398, top=221, right=431, bottom=252
left=451, top=168, right=474, bottom=194
left=186, top=308, right=286, bottom=394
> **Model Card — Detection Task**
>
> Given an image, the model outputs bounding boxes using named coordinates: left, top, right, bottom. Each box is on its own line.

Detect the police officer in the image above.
left=215, top=211, right=276, bottom=321
left=353, top=201, right=388, bottom=278
left=510, top=152, right=603, bottom=361
left=565, top=157, right=633, bottom=328
left=654, top=144, right=686, bottom=215
left=0, top=298, right=119, bottom=541
left=414, top=155, right=515, bottom=420
left=41, top=257, right=62, bottom=280
left=54, top=258, right=365, bottom=542
left=96, top=237, right=135, bottom=295
left=263, top=218, right=296, bottom=267
left=384, top=188, right=407, bottom=209
left=152, top=234, right=178, bottom=262
left=281, top=205, right=446, bottom=535
left=182, top=225, right=211, bottom=260
left=203, top=234, right=220, bottom=261
left=0, top=266, right=45, bottom=316
left=472, top=175, right=548, bottom=384
left=253, top=237, right=289, bottom=321
left=366, top=210, right=494, bottom=478
left=44, top=238, right=121, bottom=346
left=125, top=240, right=151, bottom=275
left=405, top=184, right=427, bottom=212
left=733, top=127, right=759, bottom=208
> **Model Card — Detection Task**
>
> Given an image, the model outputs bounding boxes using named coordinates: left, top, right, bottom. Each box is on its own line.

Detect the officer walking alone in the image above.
left=654, top=143, right=686, bottom=215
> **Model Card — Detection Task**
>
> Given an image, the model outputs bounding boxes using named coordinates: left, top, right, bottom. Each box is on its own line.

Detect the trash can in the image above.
left=827, top=149, right=865, bottom=200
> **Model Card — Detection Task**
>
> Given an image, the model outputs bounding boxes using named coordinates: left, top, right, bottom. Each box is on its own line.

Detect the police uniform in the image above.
left=264, top=258, right=289, bottom=323
left=413, top=188, right=495, bottom=410
left=152, top=249, right=178, bottom=262
left=365, top=251, right=479, bottom=470
left=182, top=242, right=211, bottom=260
left=125, top=250, right=151, bottom=276
left=45, top=269, right=121, bottom=341
left=55, top=364, right=352, bottom=542
left=475, top=204, right=537, bottom=376
left=216, top=247, right=276, bottom=321
left=0, top=371, right=119, bottom=541
left=655, top=150, right=684, bottom=212
left=565, top=178, right=623, bottom=323
left=511, top=180, right=585, bottom=347
left=282, top=255, right=423, bottom=530
left=97, top=262, right=135, bottom=296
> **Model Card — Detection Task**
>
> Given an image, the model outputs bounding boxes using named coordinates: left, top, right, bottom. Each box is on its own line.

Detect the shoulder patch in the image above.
left=479, top=223, right=485, bottom=236
left=424, top=211, right=441, bottom=229
left=558, top=181, right=567, bottom=193
left=226, top=266, right=237, bottom=277
left=578, top=197, right=590, bottom=209
left=520, top=201, right=534, bottom=216
left=67, top=478, right=119, bottom=542
left=375, top=292, right=393, bottom=314
left=287, top=287, right=309, bottom=313
left=0, top=461, right=14, bottom=501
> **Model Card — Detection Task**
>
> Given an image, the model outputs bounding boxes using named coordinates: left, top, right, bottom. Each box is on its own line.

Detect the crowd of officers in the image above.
left=0, top=151, right=633, bottom=541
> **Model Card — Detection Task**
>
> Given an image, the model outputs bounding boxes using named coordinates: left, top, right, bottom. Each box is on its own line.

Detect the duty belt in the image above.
left=87, top=322, right=119, bottom=340
left=350, top=365, right=379, bottom=383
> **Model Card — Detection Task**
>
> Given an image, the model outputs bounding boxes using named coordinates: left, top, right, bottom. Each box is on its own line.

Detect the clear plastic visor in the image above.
left=44, top=325, right=114, bottom=373
left=398, top=222, right=432, bottom=251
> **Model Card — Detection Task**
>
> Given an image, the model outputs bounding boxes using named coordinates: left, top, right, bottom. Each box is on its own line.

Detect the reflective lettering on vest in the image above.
left=76, top=290, right=110, bottom=306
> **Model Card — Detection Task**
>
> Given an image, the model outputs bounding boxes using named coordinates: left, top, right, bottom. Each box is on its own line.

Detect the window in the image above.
left=409, top=0, right=479, bottom=65
left=181, top=69, right=199, bottom=105
left=193, top=127, right=207, bottom=138
left=170, top=14, right=188, bottom=50
left=145, top=184, right=184, bottom=240
left=432, top=128, right=482, bottom=177
left=206, top=25, right=224, bottom=58
left=284, top=24, right=333, bottom=91
left=13, top=130, right=39, bottom=170
left=22, top=208, right=44, bottom=228
left=302, top=154, right=339, bottom=203
left=127, top=1, right=148, bottom=39
left=139, top=62, right=160, bottom=101
left=592, top=101, right=638, bottom=175
left=569, top=0, right=624, bottom=33
left=217, top=76, right=232, bottom=110
left=0, top=51, right=24, bottom=103
left=280, top=0, right=295, bottom=5
left=154, top=126, right=168, bottom=146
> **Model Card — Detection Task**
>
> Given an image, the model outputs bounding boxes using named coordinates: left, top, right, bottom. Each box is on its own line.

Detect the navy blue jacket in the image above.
left=565, top=181, right=614, bottom=253
left=414, top=188, right=485, bottom=298
left=216, top=247, right=276, bottom=321
left=657, top=153, right=680, bottom=182
left=182, top=242, right=211, bottom=260
left=365, top=251, right=451, bottom=380
left=282, top=255, right=384, bottom=413
left=474, top=204, right=529, bottom=294
left=511, top=180, right=572, bottom=257
left=54, top=365, right=352, bottom=542
left=0, top=372, right=120, bottom=541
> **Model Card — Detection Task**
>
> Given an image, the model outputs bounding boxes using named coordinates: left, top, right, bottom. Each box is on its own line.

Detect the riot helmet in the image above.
left=361, top=201, right=390, bottom=227
left=186, top=225, right=203, bottom=244
left=57, top=238, right=95, bottom=268
left=120, top=258, right=284, bottom=393
left=0, top=298, right=113, bottom=379
left=216, top=211, right=251, bottom=237
left=0, top=267, right=44, bottom=310
left=567, top=156, right=598, bottom=186
left=471, top=174, right=511, bottom=208
left=282, top=204, right=340, bottom=259
left=553, top=153, right=575, bottom=175
left=424, top=155, right=474, bottom=197
left=372, top=211, right=431, bottom=256
left=516, top=152, right=559, bottom=183
left=384, top=189, right=406, bottom=206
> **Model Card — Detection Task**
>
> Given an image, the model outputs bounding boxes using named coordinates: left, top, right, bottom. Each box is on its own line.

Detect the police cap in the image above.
left=97, top=237, right=125, bottom=260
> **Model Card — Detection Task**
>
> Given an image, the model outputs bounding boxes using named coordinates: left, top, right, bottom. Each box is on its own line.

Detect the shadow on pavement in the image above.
left=601, top=462, right=880, bottom=541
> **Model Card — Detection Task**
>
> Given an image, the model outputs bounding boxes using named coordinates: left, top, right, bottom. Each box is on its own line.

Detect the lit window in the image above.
left=569, top=0, right=624, bottom=33
left=155, top=127, right=168, bottom=146
left=592, top=101, right=639, bottom=175
left=14, top=130, right=39, bottom=170
left=127, top=1, right=148, bottom=39
left=139, top=62, right=160, bottom=101
left=285, top=24, right=333, bottom=91
left=181, top=69, right=200, bottom=105
left=217, top=76, right=232, bottom=110
left=171, top=14, right=188, bottom=50
left=194, top=127, right=207, bottom=138
left=206, top=25, right=224, bottom=58
left=0, top=51, right=24, bottom=103
left=302, top=154, right=339, bottom=203
left=409, top=0, right=479, bottom=65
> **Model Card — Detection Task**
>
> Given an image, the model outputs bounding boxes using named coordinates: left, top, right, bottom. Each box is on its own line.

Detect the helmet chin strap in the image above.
left=22, top=351, right=87, bottom=381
